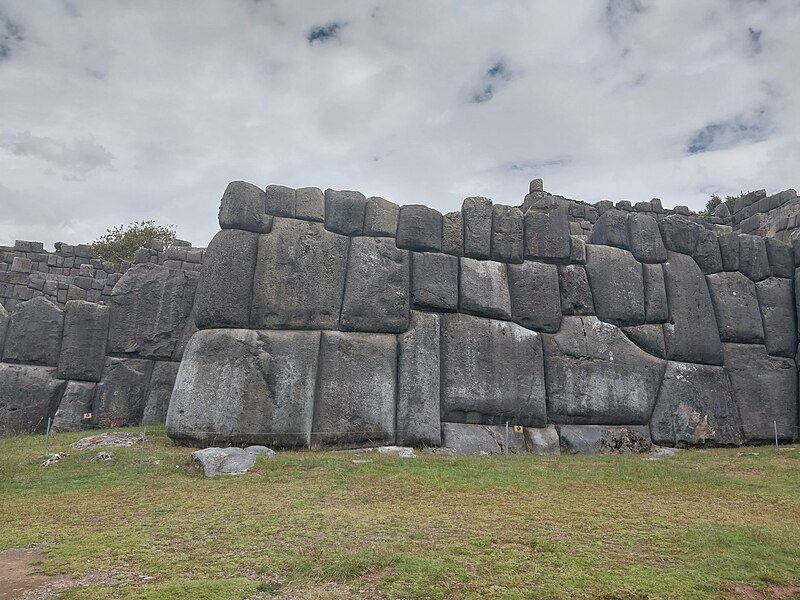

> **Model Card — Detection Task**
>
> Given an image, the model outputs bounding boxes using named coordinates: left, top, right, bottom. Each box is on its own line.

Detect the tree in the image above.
left=92, top=220, right=177, bottom=265
left=705, top=193, right=739, bottom=216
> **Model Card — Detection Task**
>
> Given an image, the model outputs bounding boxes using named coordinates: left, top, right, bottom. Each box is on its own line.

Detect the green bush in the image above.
left=92, top=220, right=176, bottom=265
left=705, top=194, right=739, bottom=216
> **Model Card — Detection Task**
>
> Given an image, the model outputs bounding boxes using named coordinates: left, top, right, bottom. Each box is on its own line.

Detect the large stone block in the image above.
left=396, top=205, right=442, bottom=252
left=706, top=272, right=764, bottom=343
left=167, top=329, right=320, bottom=447
left=363, top=196, right=399, bottom=237
left=410, top=252, right=458, bottom=312
left=295, top=187, right=325, bottom=222
left=524, top=425, right=560, bottom=455
left=462, top=197, right=493, bottom=259
left=324, top=189, right=366, bottom=236
left=723, top=344, right=797, bottom=442
left=440, top=314, right=546, bottom=427
left=51, top=381, right=96, bottom=433
left=142, top=361, right=180, bottom=426
left=523, top=197, right=571, bottom=261
left=250, top=219, right=349, bottom=330
left=693, top=230, right=723, bottom=274
left=755, top=278, right=796, bottom=358
left=265, top=184, right=296, bottom=218
left=108, top=264, right=198, bottom=359
left=765, top=238, right=794, bottom=278
left=93, top=358, right=154, bottom=427
left=589, top=209, right=630, bottom=250
left=628, top=212, right=667, bottom=263
left=0, top=364, right=66, bottom=434
left=340, top=237, right=410, bottom=333
left=557, top=264, right=595, bottom=316
left=658, top=215, right=703, bottom=255
left=0, top=304, right=8, bottom=358
left=3, top=296, right=64, bottom=366
left=397, top=312, right=441, bottom=446
left=650, top=362, right=743, bottom=447
left=490, top=205, right=524, bottom=263
left=557, top=425, right=652, bottom=455
left=58, top=301, right=109, bottom=382
left=218, top=181, right=273, bottom=234
left=621, top=324, right=666, bottom=358
left=312, top=331, right=396, bottom=447
left=662, top=252, right=723, bottom=365
left=584, top=245, right=645, bottom=327
left=543, top=316, right=666, bottom=424
left=459, top=258, right=511, bottom=320
left=507, top=261, right=561, bottom=333
left=642, top=263, right=668, bottom=323
left=442, top=211, right=464, bottom=256
left=719, top=232, right=740, bottom=271
left=738, top=234, right=770, bottom=281
left=439, top=422, right=501, bottom=455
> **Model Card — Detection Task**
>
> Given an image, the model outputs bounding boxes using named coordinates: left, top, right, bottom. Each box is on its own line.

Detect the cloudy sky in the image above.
left=1, top=0, right=799, bottom=248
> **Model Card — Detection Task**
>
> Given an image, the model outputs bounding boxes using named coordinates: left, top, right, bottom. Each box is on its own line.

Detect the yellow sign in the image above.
left=513, top=425, right=523, bottom=433
left=82, top=413, right=93, bottom=420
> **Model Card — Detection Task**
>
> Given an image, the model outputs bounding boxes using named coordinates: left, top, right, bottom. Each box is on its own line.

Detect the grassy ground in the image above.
left=1, top=428, right=799, bottom=600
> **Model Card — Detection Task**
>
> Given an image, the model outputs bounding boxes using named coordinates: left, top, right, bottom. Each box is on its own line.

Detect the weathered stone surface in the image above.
left=658, top=215, right=703, bottom=255
left=440, top=314, right=546, bottom=426
left=94, top=358, right=154, bottom=428
left=58, top=301, right=109, bottom=382
left=706, top=272, right=764, bottom=343
left=523, top=197, right=571, bottom=261
left=642, top=263, right=668, bottom=323
left=410, top=252, right=458, bottom=312
left=765, top=238, right=794, bottom=278
left=250, top=219, right=349, bottom=330
left=0, top=304, right=8, bottom=357
left=397, top=312, right=441, bottom=446
left=589, top=209, right=629, bottom=250
left=363, top=196, right=400, bottom=237
left=650, top=362, right=743, bottom=447
left=491, top=205, right=524, bottom=263
left=295, top=187, right=325, bottom=222
left=341, top=237, right=410, bottom=333
left=312, top=332, right=396, bottom=447
left=719, top=232, right=740, bottom=271
left=442, top=211, right=464, bottom=256
left=396, top=205, right=442, bottom=252
left=142, top=361, right=179, bottom=426
left=108, top=264, right=198, bottom=359
left=0, top=364, right=66, bottom=434
left=218, top=181, right=272, bottom=234
left=723, top=344, right=797, bottom=442
left=265, top=184, right=296, bottom=218
left=507, top=261, right=561, bottom=333
left=693, top=230, right=723, bottom=274
left=662, top=252, right=723, bottom=365
left=52, top=381, right=96, bottom=432
left=755, top=278, right=796, bottom=358
left=738, top=234, right=770, bottom=281
left=543, top=316, right=666, bottom=424
left=585, top=245, right=645, bottom=327
left=557, top=264, right=595, bottom=316
left=621, top=324, right=666, bottom=358
left=459, top=258, right=511, bottom=320
left=3, top=297, right=63, bottom=366
left=557, top=425, right=652, bottom=455
left=462, top=197, right=493, bottom=259
left=192, top=447, right=256, bottom=477
left=524, top=425, right=560, bottom=455
left=628, top=212, right=667, bottom=263
left=325, top=189, right=366, bottom=236
left=439, top=422, right=501, bottom=455
left=195, top=229, right=259, bottom=329
left=570, top=235, right=586, bottom=264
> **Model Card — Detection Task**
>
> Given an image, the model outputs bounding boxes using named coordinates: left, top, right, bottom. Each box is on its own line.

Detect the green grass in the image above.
left=1, top=429, right=799, bottom=599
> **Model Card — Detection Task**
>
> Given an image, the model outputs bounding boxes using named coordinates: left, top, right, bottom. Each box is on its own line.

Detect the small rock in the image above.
left=72, top=432, right=140, bottom=450
left=644, top=446, right=681, bottom=460
left=245, top=445, right=276, bottom=458
left=91, top=451, right=114, bottom=462
left=351, top=459, right=372, bottom=464
left=191, top=447, right=256, bottom=477
left=376, top=445, right=415, bottom=456
left=41, top=453, right=66, bottom=467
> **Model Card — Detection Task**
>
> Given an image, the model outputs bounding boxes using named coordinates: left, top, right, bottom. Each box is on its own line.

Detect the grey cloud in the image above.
left=471, top=59, right=515, bottom=104
left=748, top=27, right=763, bottom=55
left=604, top=0, right=649, bottom=38
left=686, top=106, right=771, bottom=154
left=0, top=11, right=23, bottom=60
left=1, top=131, right=114, bottom=177
left=307, top=21, right=346, bottom=44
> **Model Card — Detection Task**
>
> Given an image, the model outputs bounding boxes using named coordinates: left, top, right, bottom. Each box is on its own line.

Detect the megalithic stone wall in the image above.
left=164, top=181, right=800, bottom=450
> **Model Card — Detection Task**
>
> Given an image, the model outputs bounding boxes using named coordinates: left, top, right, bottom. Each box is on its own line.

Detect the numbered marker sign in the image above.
left=83, top=413, right=93, bottom=420
left=513, top=425, right=523, bottom=433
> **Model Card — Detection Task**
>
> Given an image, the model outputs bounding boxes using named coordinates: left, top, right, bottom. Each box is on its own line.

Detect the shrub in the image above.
left=92, top=220, right=176, bottom=265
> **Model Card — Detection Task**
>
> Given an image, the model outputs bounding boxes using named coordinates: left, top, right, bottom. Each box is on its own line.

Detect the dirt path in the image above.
left=0, top=548, right=69, bottom=600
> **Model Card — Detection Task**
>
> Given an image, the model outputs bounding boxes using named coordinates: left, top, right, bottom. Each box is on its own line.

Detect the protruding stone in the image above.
left=529, top=178, right=543, bottom=193
left=507, top=261, right=561, bottom=333
left=58, top=301, right=109, bottom=382
left=705, top=272, right=764, bottom=343
left=397, top=312, right=441, bottom=446
left=459, top=258, right=511, bottom=320
left=462, top=197, right=493, bottom=259
left=51, top=381, right=96, bottom=433
left=628, top=213, right=667, bottom=263
left=738, top=234, right=770, bottom=281
left=621, top=324, right=666, bottom=358
left=569, top=236, right=586, bottom=264
left=584, top=245, right=645, bottom=327
left=490, top=205, right=524, bottom=263
left=714, top=202, right=731, bottom=218
left=659, top=215, right=703, bottom=255
left=589, top=209, right=629, bottom=250
left=557, top=264, right=595, bottom=316
left=265, top=184, right=296, bottom=218
left=341, top=237, right=410, bottom=333
left=0, top=364, right=66, bottom=434
left=295, top=186, right=325, bottom=222
left=3, top=296, right=64, bottom=366
left=755, top=278, right=796, bottom=358
left=439, top=423, right=501, bottom=455
left=693, top=230, right=723, bottom=274
left=410, top=252, right=458, bottom=312
left=557, top=425, right=652, bottom=455
left=218, top=181, right=272, bottom=234
left=94, top=358, right=154, bottom=428
left=524, top=425, right=560, bottom=455
left=142, top=361, right=179, bottom=426
left=642, top=263, right=668, bottom=324
left=523, top=196, right=571, bottom=261
left=324, top=189, right=366, bottom=236
left=396, top=205, right=443, bottom=252
left=441, top=211, right=464, bottom=256
left=363, top=196, right=400, bottom=237
left=719, top=232, right=739, bottom=271
left=765, top=238, right=794, bottom=278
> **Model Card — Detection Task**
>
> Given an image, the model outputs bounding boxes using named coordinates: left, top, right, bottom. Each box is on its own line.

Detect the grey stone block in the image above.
left=524, top=425, right=560, bottom=455
left=569, top=236, right=586, bottom=264
left=628, top=213, right=667, bottom=263
left=662, top=252, right=723, bottom=365
left=650, top=362, right=743, bottom=447
left=462, top=197, right=493, bottom=259
left=442, top=211, right=464, bottom=256
left=363, top=196, right=400, bottom=237
left=440, top=313, right=546, bottom=427
left=621, top=324, right=666, bottom=358
left=58, top=301, right=109, bottom=382
left=192, top=447, right=256, bottom=477
left=324, top=189, right=366, bottom=236
left=507, top=261, right=561, bottom=333
left=295, top=187, right=325, bottom=222
left=410, top=252, right=458, bottom=312
left=490, top=205, right=524, bottom=263
left=719, top=232, right=739, bottom=271
left=0, top=364, right=66, bottom=434
left=341, top=236, right=410, bottom=333
left=706, top=272, right=764, bottom=343
left=397, top=312, right=441, bottom=447
left=723, top=344, right=797, bottom=442
left=94, top=358, right=154, bottom=427
left=642, top=263, right=668, bottom=324
left=557, top=425, right=652, bottom=455
left=11, top=257, right=31, bottom=273
left=755, top=277, right=796, bottom=358
left=557, top=264, right=595, bottom=316
left=693, top=230, right=723, bottom=274
left=585, top=245, right=645, bottom=327
left=0, top=304, right=8, bottom=359
left=250, top=219, right=349, bottom=330
left=396, top=205, right=443, bottom=252
left=3, top=296, right=64, bottom=366
left=459, top=258, right=511, bottom=320
left=738, top=234, right=770, bottom=281
left=218, top=180, right=273, bottom=234
left=439, top=423, right=501, bottom=455
left=142, top=361, right=180, bottom=426
left=659, top=215, right=703, bottom=255
left=589, top=209, right=629, bottom=250
left=523, top=196, right=571, bottom=261
left=265, top=184, right=296, bottom=218
left=765, top=238, right=794, bottom=278
left=195, top=229, right=259, bottom=329
left=312, top=331, right=397, bottom=447
left=51, top=381, right=96, bottom=433
left=543, top=317, right=665, bottom=424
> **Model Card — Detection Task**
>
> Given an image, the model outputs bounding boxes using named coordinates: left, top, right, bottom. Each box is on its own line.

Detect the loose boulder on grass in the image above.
left=192, top=446, right=275, bottom=477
